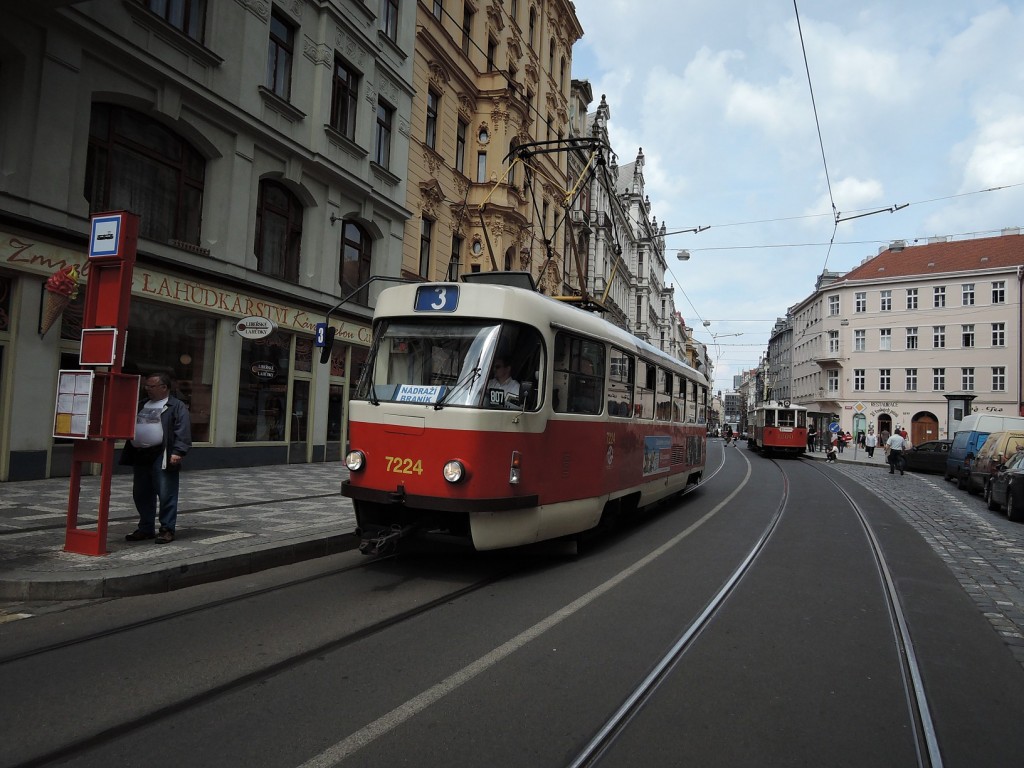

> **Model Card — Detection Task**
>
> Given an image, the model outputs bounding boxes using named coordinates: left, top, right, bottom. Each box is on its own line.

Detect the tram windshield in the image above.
left=356, top=319, right=544, bottom=410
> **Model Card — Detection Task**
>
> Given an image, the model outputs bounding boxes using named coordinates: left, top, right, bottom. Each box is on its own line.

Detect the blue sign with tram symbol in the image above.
left=414, top=285, right=459, bottom=312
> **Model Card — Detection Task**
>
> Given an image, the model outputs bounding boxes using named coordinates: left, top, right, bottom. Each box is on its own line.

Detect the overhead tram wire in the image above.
left=793, top=0, right=839, bottom=274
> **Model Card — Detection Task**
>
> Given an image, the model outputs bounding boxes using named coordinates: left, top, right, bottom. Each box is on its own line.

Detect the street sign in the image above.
left=829, top=422, right=841, bottom=434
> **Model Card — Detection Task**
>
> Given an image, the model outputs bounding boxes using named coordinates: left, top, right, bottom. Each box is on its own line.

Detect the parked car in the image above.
left=945, top=414, right=1024, bottom=488
left=901, top=439, right=953, bottom=474
left=985, top=451, right=1024, bottom=521
left=968, top=430, right=1024, bottom=494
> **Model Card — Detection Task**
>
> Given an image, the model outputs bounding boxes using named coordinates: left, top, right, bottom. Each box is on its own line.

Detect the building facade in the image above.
left=790, top=233, right=1023, bottom=445
left=0, top=1, right=415, bottom=480
left=403, top=0, right=583, bottom=290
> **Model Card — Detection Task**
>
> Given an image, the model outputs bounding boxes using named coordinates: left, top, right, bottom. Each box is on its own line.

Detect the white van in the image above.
left=946, top=414, right=1024, bottom=487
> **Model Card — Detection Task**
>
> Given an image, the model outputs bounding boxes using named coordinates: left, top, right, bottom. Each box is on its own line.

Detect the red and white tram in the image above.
left=341, top=274, right=709, bottom=553
left=748, top=400, right=808, bottom=456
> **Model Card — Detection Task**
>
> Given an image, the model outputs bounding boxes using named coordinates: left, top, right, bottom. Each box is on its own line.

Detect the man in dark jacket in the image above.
left=121, top=372, right=192, bottom=544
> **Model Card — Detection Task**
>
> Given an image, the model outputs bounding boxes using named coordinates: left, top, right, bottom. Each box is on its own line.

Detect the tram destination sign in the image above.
left=236, top=316, right=277, bottom=339
left=414, top=285, right=459, bottom=312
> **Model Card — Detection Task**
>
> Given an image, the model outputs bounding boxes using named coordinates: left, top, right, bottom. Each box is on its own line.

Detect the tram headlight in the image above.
left=345, top=450, right=366, bottom=472
left=443, top=460, right=466, bottom=483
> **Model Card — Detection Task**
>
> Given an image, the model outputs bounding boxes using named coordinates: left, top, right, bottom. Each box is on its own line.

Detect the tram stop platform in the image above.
left=0, top=463, right=357, bottom=602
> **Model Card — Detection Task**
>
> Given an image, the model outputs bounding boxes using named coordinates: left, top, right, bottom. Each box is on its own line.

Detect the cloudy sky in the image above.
left=570, top=0, right=1024, bottom=392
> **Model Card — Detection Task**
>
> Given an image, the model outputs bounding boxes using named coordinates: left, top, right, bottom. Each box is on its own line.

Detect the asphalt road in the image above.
left=3, top=440, right=1023, bottom=767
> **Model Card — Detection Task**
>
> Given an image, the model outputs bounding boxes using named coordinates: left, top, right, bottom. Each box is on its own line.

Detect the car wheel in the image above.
left=985, top=482, right=1000, bottom=511
left=1008, top=493, right=1022, bottom=523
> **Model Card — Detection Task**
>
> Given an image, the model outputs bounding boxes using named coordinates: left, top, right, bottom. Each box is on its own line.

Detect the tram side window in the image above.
left=656, top=368, right=672, bottom=421
left=673, top=375, right=686, bottom=423
left=765, top=409, right=777, bottom=427
left=607, top=347, right=634, bottom=417
left=635, top=360, right=655, bottom=419
left=699, top=385, right=708, bottom=424
left=685, top=380, right=697, bottom=422
left=489, top=323, right=544, bottom=410
left=552, top=332, right=605, bottom=415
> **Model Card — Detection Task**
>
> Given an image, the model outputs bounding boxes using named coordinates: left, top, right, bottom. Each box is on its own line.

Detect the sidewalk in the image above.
left=0, top=463, right=357, bottom=601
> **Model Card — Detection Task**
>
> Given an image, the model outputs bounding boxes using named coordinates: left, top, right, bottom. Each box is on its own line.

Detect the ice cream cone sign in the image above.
left=40, top=265, right=80, bottom=336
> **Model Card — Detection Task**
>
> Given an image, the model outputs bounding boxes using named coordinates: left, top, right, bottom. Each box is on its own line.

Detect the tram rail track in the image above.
left=568, top=452, right=942, bottom=768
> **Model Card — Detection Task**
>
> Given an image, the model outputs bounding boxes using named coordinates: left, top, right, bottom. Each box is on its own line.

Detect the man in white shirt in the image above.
left=885, top=430, right=908, bottom=475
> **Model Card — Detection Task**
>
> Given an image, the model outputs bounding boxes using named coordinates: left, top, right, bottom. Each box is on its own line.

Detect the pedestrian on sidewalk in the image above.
left=865, top=428, right=877, bottom=458
left=885, top=429, right=908, bottom=475
left=120, top=372, right=192, bottom=544
left=807, top=423, right=817, bottom=452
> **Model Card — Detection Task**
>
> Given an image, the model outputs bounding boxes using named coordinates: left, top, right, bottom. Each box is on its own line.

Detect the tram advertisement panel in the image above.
left=643, top=435, right=672, bottom=476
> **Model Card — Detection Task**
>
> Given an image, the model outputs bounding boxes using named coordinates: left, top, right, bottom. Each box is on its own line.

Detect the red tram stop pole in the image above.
left=53, top=211, right=139, bottom=556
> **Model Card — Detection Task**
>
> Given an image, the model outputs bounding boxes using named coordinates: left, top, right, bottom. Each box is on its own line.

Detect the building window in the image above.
left=880, top=290, right=891, bottom=311
left=854, top=369, right=864, bottom=391
left=462, top=4, right=473, bottom=55
left=548, top=39, right=555, bottom=75
left=906, top=288, right=918, bottom=310
left=419, top=217, right=433, bottom=278
left=331, top=57, right=359, bottom=139
left=528, top=7, right=536, bottom=48
left=142, top=0, right=206, bottom=41
left=993, top=366, right=1007, bottom=392
left=487, top=37, right=497, bottom=71
left=933, top=286, right=946, bottom=307
left=255, top=180, right=302, bottom=283
left=341, top=221, right=372, bottom=306
left=933, top=368, right=945, bottom=391
left=85, top=103, right=206, bottom=245
left=828, top=295, right=839, bottom=315
left=828, top=330, right=839, bottom=354
left=993, top=280, right=1006, bottom=303
left=447, top=235, right=462, bottom=280
left=454, top=119, right=467, bottom=174
left=432, top=0, right=442, bottom=21
left=879, top=369, right=891, bottom=391
left=962, top=324, right=975, bottom=348
left=560, top=56, right=566, bottom=91
left=906, top=327, right=918, bottom=349
left=906, top=368, right=917, bottom=391
left=962, top=367, right=974, bottom=391
left=879, top=327, right=891, bottom=350
left=933, top=326, right=945, bottom=348
left=425, top=89, right=440, bottom=149
left=374, top=99, right=393, bottom=168
left=381, top=0, right=399, bottom=41
left=993, top=322, right=1005, bottom=346
left=236, top=330, right=292, bottom=442
left=477, top=151, right=487, bottom=182
left=125, top=299, right=216, bottom=442
left=962, top=283, right=975, bottom=306
left=854, top=329, right=865, bottom=352
left=827, top=369, right=839, bottom=392
left=267, top=11, right=294, bottom=100
left=855, top=292, right=866, bottom=312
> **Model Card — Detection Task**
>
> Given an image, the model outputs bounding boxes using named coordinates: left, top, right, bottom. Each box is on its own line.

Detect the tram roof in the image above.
left=373, top=279, right=709, bottom=386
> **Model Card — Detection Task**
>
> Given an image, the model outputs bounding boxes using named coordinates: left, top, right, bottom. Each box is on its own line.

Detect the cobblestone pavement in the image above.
left=830, top=462, right=1024, bottom=670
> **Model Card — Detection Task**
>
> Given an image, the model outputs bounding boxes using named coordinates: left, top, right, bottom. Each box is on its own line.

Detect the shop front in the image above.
left=0, top=229, right=370, bottom=481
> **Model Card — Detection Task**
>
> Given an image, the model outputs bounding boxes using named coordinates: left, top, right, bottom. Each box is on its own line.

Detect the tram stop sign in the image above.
left=829, top=422, right=841, bottom=434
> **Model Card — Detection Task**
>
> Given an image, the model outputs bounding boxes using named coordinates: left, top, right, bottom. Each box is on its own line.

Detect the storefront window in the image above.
left=237, top=330, right=292, bottom=442
left=123, top=300, right=217, bottom=442
left=0, top=274, right=11, bottom=332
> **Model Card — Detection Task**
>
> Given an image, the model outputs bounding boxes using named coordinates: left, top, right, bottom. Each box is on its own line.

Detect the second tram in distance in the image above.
left=748, top=400, right=808, bottom=456
left=341, top=274, right=709, bottom=553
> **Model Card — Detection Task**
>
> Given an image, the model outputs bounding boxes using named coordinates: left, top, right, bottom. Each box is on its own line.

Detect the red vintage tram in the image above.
left=748, top=400, right=808, bottom=456
left=341, top=274, right=709, bottom=553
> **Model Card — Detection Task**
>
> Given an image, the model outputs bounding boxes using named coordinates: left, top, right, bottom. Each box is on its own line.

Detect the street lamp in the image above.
left=676, top=250, right=690, bottom=261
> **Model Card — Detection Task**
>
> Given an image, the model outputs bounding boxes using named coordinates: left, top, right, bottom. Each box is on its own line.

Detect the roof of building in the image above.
left=839, top=231, right=1024, bottom=283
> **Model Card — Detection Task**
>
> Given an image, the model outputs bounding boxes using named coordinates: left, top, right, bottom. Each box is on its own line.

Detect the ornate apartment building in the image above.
left=787, top=232, right=1023, bottom=445
left=403, top=0, right=583, bottom=291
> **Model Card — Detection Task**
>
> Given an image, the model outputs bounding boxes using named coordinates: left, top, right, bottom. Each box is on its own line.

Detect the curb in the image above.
left=0, top=533, right=361, bottom=601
